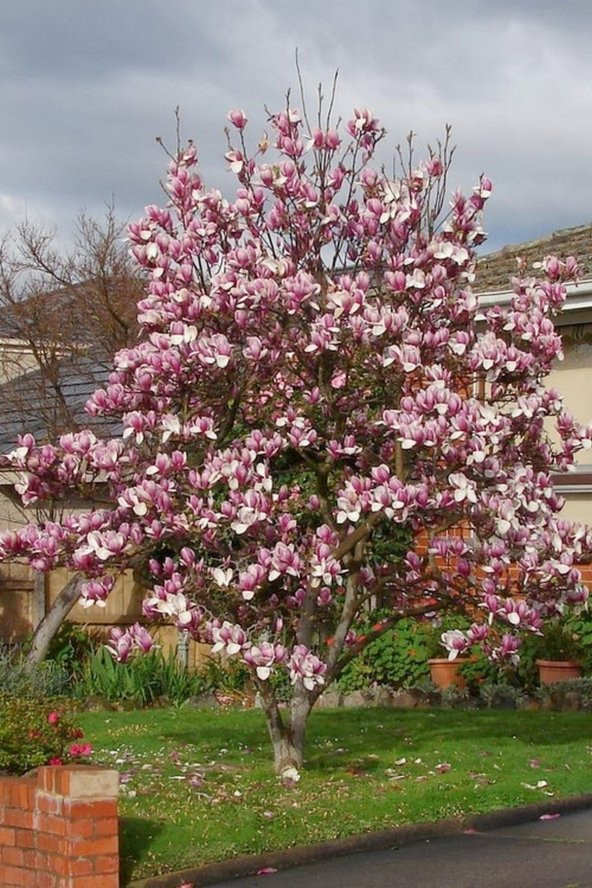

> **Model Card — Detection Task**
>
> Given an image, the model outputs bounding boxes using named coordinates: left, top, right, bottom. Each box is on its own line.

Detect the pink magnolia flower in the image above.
left=243, top=643, right=286, bottom=680
left=289, top=646, right=327, bottom=691
left=441, top=629, right=469, bottom=661
left=211, top=622, right=249, bottom=656
left=228, top=109, right=248, bottom=129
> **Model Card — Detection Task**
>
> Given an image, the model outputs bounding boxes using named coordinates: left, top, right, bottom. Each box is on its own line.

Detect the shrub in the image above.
left=533, top=619, right=582, bottom=662
left=535, top=676, right=592, bottom=711
left=515, top=618, right=587, bottom=691
left=200, top=656, right=252, bottom=696
left=337, top=614, right=482, bottom=692
left=46, top=623, right=105, bottom=678
left=439, top=685, right=472, bottom=709
left=338, top=618, right=433, bottom=691
left=563, top=611, right=592, bottom=673
left=0, top=695, right=91, bottom=775
left=459, top=650, right=502, bottom=689
left=0, top=646, right=72, bottom=698
left=478, top=682, right=528, bottom=710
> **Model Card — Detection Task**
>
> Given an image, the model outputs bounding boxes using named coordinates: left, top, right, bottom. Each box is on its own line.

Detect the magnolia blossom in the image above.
left=106, top=624, right=155, bottom=662
left=243, top=642, right=286, bottom=680
left=441, top=629, right=469, bottom=661
left=491, top=633, right=522, bottom=665
left=211, top=622, right=249, bottom=656
left=80, top=576, right=115, bottom=608
left=289, top=645, right=327, bottom=690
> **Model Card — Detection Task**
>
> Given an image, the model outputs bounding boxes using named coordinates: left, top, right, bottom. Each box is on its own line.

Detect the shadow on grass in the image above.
left=119, top=815, right=164, bottom=886
left=154, top=706, right=592, bottom=776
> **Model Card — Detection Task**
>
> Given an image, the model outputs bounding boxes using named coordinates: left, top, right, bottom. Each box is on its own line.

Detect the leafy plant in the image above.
left=0, top=695, right=90, bottom=775
left=338, top=617, right=433, bottom=691
left=538, top=620, right=582, bottom=661
left=535, top=676, right=592, bottom=711
left=336, top=614, right=484, bottom=692
left=563, top=610, right=592, bottom=672
left=459, top=649, right=500, bottom=689
left=0, top=646, right=72, bottom=698
left=200, top=656, right=251, bottom=696
left=439, top=685, right=471, bottom=709
left=339, top=615, right=440, bottom=691
left=75, top=647, right=207, bottom=707
left=336, top=656, right=375, bottom=693
left=46, top=623, right=104, bottom=678
left=478, top=682, right=528, bottom=710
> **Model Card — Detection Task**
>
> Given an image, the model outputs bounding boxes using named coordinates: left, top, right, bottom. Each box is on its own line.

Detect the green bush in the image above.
left=458, top=650, right=501, bottom=689
left=0, top=695, right=90, bottom=775
left=200, top=656, right=252, bottom=696
left=0, top=646, right=72, bottom=698
left=46, top=623, right=104, bottom=678
left=535, top=676, right=592, bottom=711
left=75, top=647, right=208, bottom=707
left=337, top=617, right=434, bottom=691
left=563, top=610, right=592, bottom=673
left=269, top=664, right=292, bottom=703
left=533, top=619, right=582, bottom=662
left=514, top=616, right=590, bottom=691
left=337, top=614, right=482, bottom=692
left=478, top=682, right=528, bottom=709
left=439, top=685, right=472, bottom=709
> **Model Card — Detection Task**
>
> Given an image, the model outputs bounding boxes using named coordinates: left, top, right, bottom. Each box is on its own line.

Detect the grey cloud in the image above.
left=0, top=0, right=591, bottom=252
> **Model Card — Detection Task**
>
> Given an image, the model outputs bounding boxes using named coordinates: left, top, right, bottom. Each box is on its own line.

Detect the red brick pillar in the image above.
left=0, top=765, right=119, bottom=887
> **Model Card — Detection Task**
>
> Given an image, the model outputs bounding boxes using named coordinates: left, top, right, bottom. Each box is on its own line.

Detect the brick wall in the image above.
left=0, top=764, right=119, bottom=887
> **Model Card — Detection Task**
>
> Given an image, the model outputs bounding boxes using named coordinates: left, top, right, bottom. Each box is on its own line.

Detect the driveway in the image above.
left=213, top=808, right=592, bottom=888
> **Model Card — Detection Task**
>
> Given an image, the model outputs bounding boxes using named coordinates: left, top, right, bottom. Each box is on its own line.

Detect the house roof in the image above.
left=0, top=355, right=118, bottom=453
left=0, top=284, right=88, bottom=341
left=475, top=223, right=592, bottom=294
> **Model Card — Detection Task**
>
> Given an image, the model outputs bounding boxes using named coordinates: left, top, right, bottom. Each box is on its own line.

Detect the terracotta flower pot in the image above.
left=536, top=659, right=582, bottom=685
left=428, top=658, right=466, bottom=690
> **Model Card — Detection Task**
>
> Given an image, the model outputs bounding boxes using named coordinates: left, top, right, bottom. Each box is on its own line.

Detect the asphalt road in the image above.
left=213, top=808, right=592, bottom=888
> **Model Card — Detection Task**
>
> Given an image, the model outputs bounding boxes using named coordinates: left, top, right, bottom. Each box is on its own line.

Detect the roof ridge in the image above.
left=480, top=222, right=592, bottom=262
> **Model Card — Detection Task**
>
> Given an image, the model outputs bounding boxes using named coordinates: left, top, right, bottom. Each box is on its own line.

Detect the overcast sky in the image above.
left=1, top=0, right=591, bottom=253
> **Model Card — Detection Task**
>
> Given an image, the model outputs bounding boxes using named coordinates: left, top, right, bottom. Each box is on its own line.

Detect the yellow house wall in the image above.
left=560, top=494, right=592, bottom=525
left=547, top=338, right=592, bottom=463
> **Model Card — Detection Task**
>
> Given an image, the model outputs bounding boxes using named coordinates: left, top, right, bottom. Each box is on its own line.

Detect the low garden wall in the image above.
left=0, top=764, right=119, bottom=887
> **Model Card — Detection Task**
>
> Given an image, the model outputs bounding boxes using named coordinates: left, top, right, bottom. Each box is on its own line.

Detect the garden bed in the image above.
left=78, top=706, right=592, bottom=883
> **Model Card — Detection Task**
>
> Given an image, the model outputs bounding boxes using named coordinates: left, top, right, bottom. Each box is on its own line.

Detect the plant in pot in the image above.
left=426, top=622, right=472, bottom=690
left=535, top=620, right=583, bottom=685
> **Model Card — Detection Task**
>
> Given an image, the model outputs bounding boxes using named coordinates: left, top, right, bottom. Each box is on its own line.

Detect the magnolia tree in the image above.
left=2, top=98, right=592, bottom=776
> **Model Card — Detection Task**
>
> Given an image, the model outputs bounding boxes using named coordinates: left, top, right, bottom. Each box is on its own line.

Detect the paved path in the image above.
left=214, top=808, right=592, bottom=888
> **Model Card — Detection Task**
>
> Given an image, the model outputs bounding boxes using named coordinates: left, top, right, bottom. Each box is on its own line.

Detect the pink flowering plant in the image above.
left=0, top=696, right=92, bottom=775
left=1, top=90, right=592, bottom=775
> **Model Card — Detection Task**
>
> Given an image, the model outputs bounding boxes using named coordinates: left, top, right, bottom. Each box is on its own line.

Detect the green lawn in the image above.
left=79, top=706, right=592, bottom=883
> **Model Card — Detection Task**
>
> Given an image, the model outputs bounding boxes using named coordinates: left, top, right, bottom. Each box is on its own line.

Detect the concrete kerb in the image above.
left=126, top=792, right=592, bottom=888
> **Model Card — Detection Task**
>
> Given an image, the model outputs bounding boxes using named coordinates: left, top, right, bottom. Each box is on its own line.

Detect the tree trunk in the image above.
left=260, top=684, right=312, bottom=777
left=25, top=573, right=83, bottom=669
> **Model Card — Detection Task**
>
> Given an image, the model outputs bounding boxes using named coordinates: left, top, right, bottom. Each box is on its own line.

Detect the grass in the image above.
left=78, top=706, right=592, bottom=883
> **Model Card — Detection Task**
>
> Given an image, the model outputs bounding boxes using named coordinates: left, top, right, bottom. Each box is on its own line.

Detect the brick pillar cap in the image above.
left=37, top=765, right=119, bottom=798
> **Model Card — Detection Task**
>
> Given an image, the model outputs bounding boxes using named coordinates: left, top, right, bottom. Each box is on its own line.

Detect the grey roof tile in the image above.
left=476, top=223, right=592, bottom=293
left=0, top=355, right=118, bottom=452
